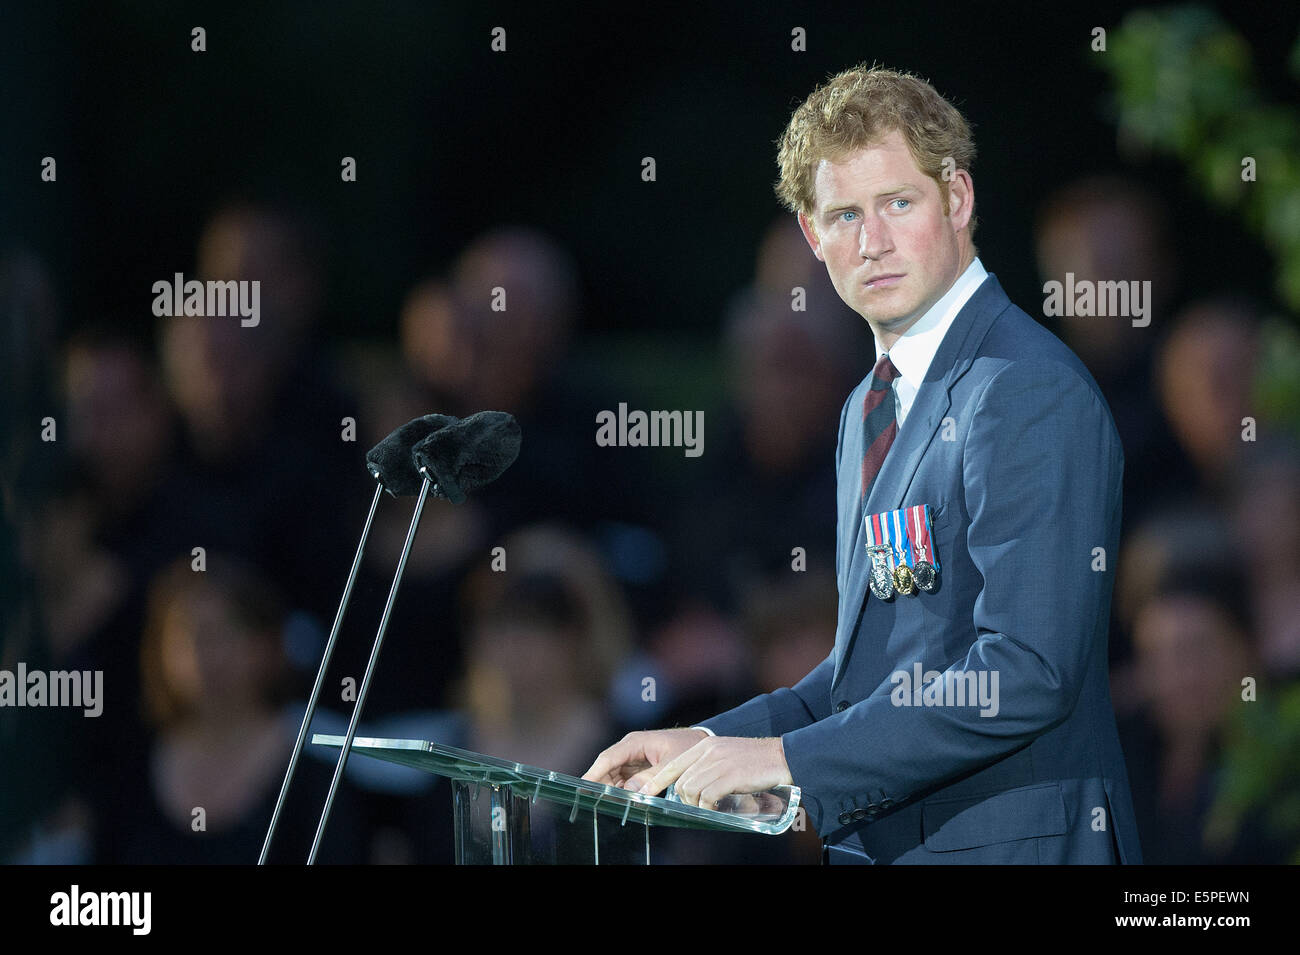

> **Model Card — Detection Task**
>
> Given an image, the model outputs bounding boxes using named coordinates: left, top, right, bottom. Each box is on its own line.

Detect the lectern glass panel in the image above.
left=311, top=734, right=801, bottom=864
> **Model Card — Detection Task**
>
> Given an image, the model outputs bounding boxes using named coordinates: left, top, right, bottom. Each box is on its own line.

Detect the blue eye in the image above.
left=891, top=198, right=910, bottom=210
left=840, top=211, right=857, bottom=222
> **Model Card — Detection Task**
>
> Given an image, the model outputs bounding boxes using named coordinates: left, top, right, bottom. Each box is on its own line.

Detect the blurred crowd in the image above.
left=1, top=178, right=1297, bottom=864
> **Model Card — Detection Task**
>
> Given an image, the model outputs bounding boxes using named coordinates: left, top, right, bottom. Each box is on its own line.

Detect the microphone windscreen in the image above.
left=411, top=410, right=522, bottom=504
left=365, top=414, right=459, bottom=495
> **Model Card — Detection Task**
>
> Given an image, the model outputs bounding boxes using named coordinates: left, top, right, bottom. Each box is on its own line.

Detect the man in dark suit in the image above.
left=584, top=64, right=1141, bottom=864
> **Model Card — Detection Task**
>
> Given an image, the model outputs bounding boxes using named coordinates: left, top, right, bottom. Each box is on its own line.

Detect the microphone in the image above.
left=305, top=410, right=523, bottom=863
left=411, top=410, right=522, bottom=504
left=260, top=412, right=454, bottom=865
left=365, top=413, right=458, bottom=495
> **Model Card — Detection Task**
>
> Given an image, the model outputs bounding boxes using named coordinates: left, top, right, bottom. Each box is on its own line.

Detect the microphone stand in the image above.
left=258, top=478, right=385, bottom=865
left=307, top=470, right=435, bottom=864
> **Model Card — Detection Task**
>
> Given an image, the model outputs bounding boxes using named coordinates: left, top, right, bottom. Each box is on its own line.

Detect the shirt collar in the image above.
left=875, top=257, right=988, bottom=385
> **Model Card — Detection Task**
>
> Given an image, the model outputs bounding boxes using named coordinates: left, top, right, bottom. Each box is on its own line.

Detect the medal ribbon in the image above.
left=907, top=504, right=940, bottom=571
left=869, top=511, right=887, bottom=562
left=889, top=508, right=912, bottom=571
left=877, top=511, right=895, bottom=571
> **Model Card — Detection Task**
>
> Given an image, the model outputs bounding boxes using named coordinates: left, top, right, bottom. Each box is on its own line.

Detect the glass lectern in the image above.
left=312, top=734, right=801, bottom=864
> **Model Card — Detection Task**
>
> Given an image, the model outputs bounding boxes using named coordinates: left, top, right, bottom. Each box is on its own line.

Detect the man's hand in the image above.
left=582, top=728, right=709, bottom=789
left=639, top=735, right=793, bottom=808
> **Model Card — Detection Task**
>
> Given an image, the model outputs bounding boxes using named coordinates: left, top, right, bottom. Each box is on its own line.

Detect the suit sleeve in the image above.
left=697, top=653, right=834, bottom=737
left=697, top=386, right=858, bottom=738
left=778, top=360, right=1123, bottom=832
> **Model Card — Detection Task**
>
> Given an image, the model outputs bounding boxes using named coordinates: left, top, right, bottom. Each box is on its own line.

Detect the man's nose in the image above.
left=859, top=219, right=891, bottom=260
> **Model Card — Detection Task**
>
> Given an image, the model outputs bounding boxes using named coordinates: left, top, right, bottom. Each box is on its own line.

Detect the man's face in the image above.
left=797, top=129, right=973, bottom=345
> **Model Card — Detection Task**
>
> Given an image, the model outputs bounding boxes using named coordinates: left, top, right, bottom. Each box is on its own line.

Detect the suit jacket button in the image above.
left=879, top=798, right=895, bottom=810
left=836, top=701, right=850, bottom=712
left=851, top=808, right=869, bottom=821
left=864, top=806, right=880, bottom=818
left=838, top=811, right=853, bottom=826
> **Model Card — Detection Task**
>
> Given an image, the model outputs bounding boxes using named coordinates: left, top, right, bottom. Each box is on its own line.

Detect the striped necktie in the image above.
left=861, top=353, right=901, bottom=498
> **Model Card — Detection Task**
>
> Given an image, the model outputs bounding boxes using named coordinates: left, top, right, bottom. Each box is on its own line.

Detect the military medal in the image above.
left=868, top=545, right=894, bottom=600
left=906, top=503, right=940, bottom=593
left=892, top=564, right=915, bottom=595
left=912, top=557, right=936, bottom=592
left=888, top=508, right=916, bottom=596
left=864, top=512, right=895, bottom=600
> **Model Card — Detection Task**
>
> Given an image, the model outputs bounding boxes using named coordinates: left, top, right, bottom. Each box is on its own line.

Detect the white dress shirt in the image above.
left=877, top=258, right=987, bottom=428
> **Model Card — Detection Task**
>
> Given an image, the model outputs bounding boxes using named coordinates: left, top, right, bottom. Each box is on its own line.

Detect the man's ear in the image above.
left=797, top=211, right=825, bottom=262
left=945, top=170, right=975, bottom=233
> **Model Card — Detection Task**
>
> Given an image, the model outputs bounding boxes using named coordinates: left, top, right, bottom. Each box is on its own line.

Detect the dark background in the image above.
left=2, top=0, right=1298, bottom=867
left=5, top=1, right=1294, bottom=343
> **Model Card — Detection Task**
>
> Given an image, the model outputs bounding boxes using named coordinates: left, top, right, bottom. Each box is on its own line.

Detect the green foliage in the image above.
left=1104, top=6, right=1300, bottom=862
left=1255, top=319, right=1300, bottom=439
left=1100, top=5, right=1300, bottom=311
left=1204, top=683, right=1300, bottom=863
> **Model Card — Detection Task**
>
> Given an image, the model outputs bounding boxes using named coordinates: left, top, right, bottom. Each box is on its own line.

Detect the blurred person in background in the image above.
left=41, top=327, right=185, bottom=654
left=681, top=283, right=851, bottom=584
left=7, top=325, right=189, bottom=865
left=160, top=200, right=356, bottom=624
left=1110, top=504, right=1234, bottom=715
left=405, top=227, right=652, bottom=536
left=410, top=228, right=586, bottom=530
left=651, top=218, right=867, bottom=726
left=1206, top=442, right=1300, bottom=860
left=27, top=327, right=193, bottom=805
left=454, top=524, right=643, bottom=862
left=1035, top=175, right=1193, bottom=529
left=398, top=278, right=472, bottom=415
left=457, top=524, right=632, bottom=776
left=96, top=555, right=362, bottom=863
left=1156, top=295, right=1263, bottom=499
left=395, top=229, right=668, bottom=651
left=1228, top=435, right=1300, bottom=681
left=334, top=230, right=630, bottom=716
left=1118, top=550, right=1286, bottom=863
left=444, top=227, right=577, bottom=419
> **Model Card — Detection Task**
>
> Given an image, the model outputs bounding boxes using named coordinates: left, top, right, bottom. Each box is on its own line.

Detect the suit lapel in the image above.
left=831, top=274, right=1011, bottom=688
